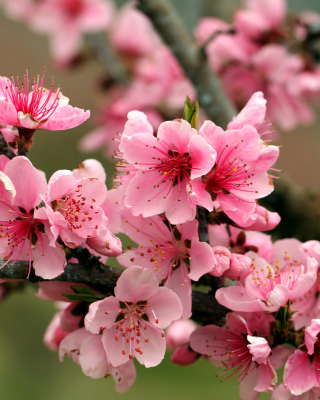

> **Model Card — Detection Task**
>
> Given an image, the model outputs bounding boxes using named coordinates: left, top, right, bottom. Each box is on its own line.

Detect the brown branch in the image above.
left=0, top=133, right=15, bottom=159
left=136, top=0, right=236, bottom=129
left=86, top=32, right=129, bottom=85
left=0, top=258, right=225, bottom=324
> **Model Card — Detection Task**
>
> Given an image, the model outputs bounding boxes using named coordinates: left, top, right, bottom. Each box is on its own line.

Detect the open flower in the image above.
left=85, top=266, right=183, bottom=367
left=120, top=118, right=216, bottom=224
left=0, top=156, right=66, bottom=278
left=117, top=212, right=216, bottom=318
left=59, top=327, right=136, bottom=393
left=216, top=248, right=318, bottom=313
left=0, top=69, right=90, bottom=137
left=190, top=313, right=276, bottom=400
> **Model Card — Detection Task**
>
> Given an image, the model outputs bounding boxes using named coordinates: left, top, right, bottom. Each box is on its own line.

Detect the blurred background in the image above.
left=0, top=0, right=320, bottom=399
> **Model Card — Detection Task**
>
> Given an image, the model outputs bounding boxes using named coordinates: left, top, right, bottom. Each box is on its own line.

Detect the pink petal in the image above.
left=284, top=350, right=320, bottom=395
left=4, top=156, right=47, bottom=212
left=84, top=297, right=120, bottom=334
left=247, top=335, right=271, bottom=363
left=228, top=92, right=267, bottom=130
left=215, top=285, right=267, bottom=312
left=78, top=334, right=110, bottom=379
left=87, top=231, right=122, bottom=257
left=59, top=327, right=89, bottom=363
left=157, top=120, right=197, bottom=154
left=188, top=240, right=216, bottom=280
left=114, top=266, right=159, bottom=304
left=32, top=235, right=67, bottom=279
left=0, top=100, right=18, bottom=126
left=305, top=319, right=320, bottom=355
left=269, top=346, right=295, bottom=370
left=41, top=105, right=90, bottom=131
left=166, top=267, right=192, bottom=319
left=72, top=159, right=106, bottom=182
left=36, top=281, right=89, bottom=302
left=112, top=361, right=137, bottom=393
left=146, top=286, right=183, bottom=329
left=188, top=134, right=216, bottom=179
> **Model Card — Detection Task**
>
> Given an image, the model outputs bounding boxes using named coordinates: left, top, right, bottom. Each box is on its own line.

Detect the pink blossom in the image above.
left=216, top=250, right=318, bottom=313
left=234, top=0, right=286, bottom=40
left=193, top=115, right=275, bottom=227
left=44, top=169, right=108, bottom=248
left=86, top=231, right=122, bottom=257
left=36, top=281, right=89, bottom=302
left=190, top=313, right=276, bottom=400
left=59, top=327, right=136, bottom=393
left=78, top=91, right=163, bottom=158
left=166, top=319, right=197, bottom=349
left=271, top=384, right=320, bottom=400
left=72, top=159, right=106, bottom=182
left=30, top=0, right=114, bottom=63
left=117, top=213, right=216, bottom=318
left=44, top=311, right=69, bottom=351
left=221, top=45, right=317, bottom=131
left=120, top=119, right=216, bottom=224
left=109, top=2, right=160, bottom=58
left=210, top=246, right=231, bottom=277
left=171, top=344, right=199, bottom=366
left=224, top=253, right=252, bottom=281
left=283, top=319, right=320, bottom=395
left=0, top=156, right=66, bottom=279
left=0, top=70, right=90, bottom=135
left=85, top=266, right=183, bottom=367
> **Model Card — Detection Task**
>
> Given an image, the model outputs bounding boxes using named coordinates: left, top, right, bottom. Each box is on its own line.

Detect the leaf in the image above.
left=183, top=96, right=193, bottom=122
left=190, top=100, right=199, bottom=131
left=183, top=97, right=199, bottom=131
left=62, top=293, right=101, bottom=303
left=70, top=286, right=95, bottom=295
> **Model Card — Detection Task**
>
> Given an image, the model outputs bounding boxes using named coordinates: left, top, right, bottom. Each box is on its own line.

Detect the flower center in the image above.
left=3, top=69, right=61, bottom=123
left=108, top=300, right=163, bottom=360
left=53, top=184, right=100, bottom=237
left=0, top=205, right=45, bottom=276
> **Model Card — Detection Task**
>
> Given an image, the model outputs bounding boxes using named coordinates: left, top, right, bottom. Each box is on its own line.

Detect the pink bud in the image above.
left=224, top=253, right=251, bottom=280
left=166, top=320, right=197, bottom=349
left=59, top=303, right=84, bottom=333
left=171, top=344, right=199, bottom=366
left=44, top=313, right=69, bottom=351
left=210, top=246, right=231, bottom=277
left=86, top=230, right=122, bottom=257
left=244, top=205, right=280, bottom=231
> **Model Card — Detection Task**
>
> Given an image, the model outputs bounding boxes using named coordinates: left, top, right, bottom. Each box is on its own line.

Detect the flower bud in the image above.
left=224, top=253, right=251, bottom=280
left=171, top=344, right=199, bottom=366
left=210, top=246, right=231, bottom=277
left=86, top=230, right=122, bottom=257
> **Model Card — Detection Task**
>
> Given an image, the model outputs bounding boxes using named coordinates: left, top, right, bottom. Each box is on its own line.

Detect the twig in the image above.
left=0, top=258, right=225, bottom=324
left=136, top=0, right=236, bottom=129
left=86, top=32, right=129, bottom=84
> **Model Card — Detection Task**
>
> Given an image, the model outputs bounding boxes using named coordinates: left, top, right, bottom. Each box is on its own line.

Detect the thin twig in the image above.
left=136, top=0, right=236, bottom=129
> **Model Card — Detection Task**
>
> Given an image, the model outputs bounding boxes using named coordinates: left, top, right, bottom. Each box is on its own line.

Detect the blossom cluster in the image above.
left=0, top=0, right=320, bottom=396
left=196, top=0, right=320, bottom=131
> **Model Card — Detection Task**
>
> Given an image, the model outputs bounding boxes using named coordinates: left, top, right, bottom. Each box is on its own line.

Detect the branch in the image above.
left=136, top=0, right=236, bottom=129
left=0, top=133, right=15, bottom=159
left=261, top=177, right=320, bottom=242
left=86, top=32, right=129, bottom=85
left=0, top=258, right=225, bottom=324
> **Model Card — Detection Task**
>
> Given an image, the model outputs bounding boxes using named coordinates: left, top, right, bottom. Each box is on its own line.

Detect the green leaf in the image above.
left=183, top=96, right=193, bottom=122
left=62, top=293, right=101, bottom=303
left=190, top=100, right=199, bottom=131
left=183, top=97, right=199, bottom=131
left=70, top=286, right=95, bottom=295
